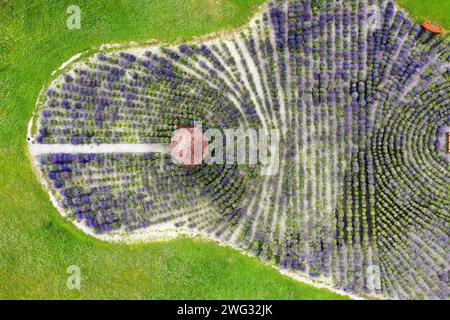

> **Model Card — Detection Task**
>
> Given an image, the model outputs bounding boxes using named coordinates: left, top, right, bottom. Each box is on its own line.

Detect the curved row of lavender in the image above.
left=31, top=0, right=449, bottom=299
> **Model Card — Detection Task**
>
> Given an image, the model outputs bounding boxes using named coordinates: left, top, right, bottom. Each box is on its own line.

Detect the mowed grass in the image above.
left=0, top=0, right=349, bottom=300
left=0, top=0, right=446, bottom=300
left=398, top=0, right=450, bottom=30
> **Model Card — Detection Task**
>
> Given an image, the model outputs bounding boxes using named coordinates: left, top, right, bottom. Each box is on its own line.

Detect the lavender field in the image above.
left=29, top=0, right=449, bottom=299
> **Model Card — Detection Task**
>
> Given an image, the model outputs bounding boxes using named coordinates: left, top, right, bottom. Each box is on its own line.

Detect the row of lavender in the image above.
left=331, top=0, right=449, bottom=299
left=32, top=0, right=449, bottom=299
left=38, top=50, right=247, bottom=144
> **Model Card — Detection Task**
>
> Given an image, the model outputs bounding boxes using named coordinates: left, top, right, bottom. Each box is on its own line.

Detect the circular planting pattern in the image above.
left=28, top=0, right=449, bottom=299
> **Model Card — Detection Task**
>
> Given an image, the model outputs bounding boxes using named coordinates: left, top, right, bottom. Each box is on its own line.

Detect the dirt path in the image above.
left=29, top=143, right=171, bottom=156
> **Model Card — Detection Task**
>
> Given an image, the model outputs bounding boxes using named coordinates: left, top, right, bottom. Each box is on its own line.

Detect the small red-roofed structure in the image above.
left=448, top=132, right=450, bottom=153
left=422, top=21, right=444, bottom=34
left=171, top=127, right=209, bottom=168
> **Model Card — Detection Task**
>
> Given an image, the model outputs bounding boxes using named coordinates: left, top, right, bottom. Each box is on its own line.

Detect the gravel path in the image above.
left=29, top=143, right=171, bottom=156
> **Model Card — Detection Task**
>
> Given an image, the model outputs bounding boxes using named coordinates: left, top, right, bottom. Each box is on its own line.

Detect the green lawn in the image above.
left=398, top=0, right=449, bottom=30
left=0, top=0, right=447, bottom=300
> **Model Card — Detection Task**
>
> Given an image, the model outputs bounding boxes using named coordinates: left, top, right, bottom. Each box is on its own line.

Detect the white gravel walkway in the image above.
left=29, top=143, right=172, bottom=156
